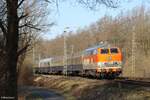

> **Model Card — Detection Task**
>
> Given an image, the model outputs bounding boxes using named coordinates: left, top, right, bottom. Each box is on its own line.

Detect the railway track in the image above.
left=115, top=78, right=150, bottom=87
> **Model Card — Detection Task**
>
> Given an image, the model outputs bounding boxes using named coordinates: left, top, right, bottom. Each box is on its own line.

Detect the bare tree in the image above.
left=77, top=0, right=120, bottom=9
left=0, top=0, right=120, bottom=98
left=0, top=0, right=51, bottom=98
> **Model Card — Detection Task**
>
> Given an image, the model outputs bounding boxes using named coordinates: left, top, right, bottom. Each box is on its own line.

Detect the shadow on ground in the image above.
left=18, top=86, right=65, bottom=100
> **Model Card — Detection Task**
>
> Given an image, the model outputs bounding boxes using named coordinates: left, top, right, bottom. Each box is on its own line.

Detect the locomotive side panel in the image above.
left=82, top=48, right=98, bottom=70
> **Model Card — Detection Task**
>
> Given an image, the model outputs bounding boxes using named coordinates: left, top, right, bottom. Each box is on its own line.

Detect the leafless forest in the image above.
left=31, top=5, right=150, bottom=78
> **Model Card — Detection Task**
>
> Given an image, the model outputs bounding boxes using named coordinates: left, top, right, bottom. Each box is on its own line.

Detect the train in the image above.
left=34, top=42, right=123, bottom=79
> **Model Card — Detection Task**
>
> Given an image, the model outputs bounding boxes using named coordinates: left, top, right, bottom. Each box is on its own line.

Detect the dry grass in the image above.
left=34, top=75, right=150, bottom=100
left=34, top=75, right=110, bottom=100
left=18, top=65, right=34, bottom=86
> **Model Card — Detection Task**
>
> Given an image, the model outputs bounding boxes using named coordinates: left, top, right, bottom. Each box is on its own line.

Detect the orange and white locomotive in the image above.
left=82, top=44, right=122, bottom=78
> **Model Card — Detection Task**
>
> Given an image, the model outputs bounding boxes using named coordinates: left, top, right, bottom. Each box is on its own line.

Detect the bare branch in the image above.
left=26, top=25, right=41, bottom=30
left=19, top=23, right=41, bottom=30
left=0, top=19, right=7, bottom=37
left=77, top=0, right=119, bottom=9
left=17, top=0, right=25, bottom=8
left=17, top=43, right=30, bottom=56
left=18, top=13, right=28, bottom=21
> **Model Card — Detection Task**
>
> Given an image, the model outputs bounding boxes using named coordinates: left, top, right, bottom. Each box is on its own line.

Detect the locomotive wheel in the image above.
left=100, top=73, right=105, bottom=79
left=96, top=73, right=100, bottom=79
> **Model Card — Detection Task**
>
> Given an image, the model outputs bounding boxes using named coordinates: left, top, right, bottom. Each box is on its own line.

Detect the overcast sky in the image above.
left=43, top=0, right=148, bottom=39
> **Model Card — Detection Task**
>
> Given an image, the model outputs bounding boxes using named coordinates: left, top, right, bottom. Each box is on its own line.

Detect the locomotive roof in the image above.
left=39, top=58, right=52, bottom=62
left=85, top=43, right=109, bottom=52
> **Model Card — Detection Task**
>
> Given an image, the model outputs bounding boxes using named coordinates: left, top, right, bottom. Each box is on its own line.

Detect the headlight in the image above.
left=98, top=62, right=122, bottom=67
left=113, top=61, right=122, bottom=66
left=98, top=62, right=105, bottom=67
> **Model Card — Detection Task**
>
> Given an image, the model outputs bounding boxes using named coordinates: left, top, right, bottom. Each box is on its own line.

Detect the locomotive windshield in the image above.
left=101, top=49, right=109, bottom=54
left=110, top=48, right=118, bottom=53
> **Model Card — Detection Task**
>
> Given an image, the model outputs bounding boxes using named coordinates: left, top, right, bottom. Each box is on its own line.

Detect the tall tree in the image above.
left=0, top=0, right=119, bottom=98
left=0, top=0, right=50, bottom=98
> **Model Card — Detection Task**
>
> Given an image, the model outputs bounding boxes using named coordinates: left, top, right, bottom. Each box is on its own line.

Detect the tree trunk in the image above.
left=0, top=0, right=19, bottom=99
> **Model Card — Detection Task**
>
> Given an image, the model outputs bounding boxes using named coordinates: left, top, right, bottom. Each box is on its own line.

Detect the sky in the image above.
left=43, top=0, right=148, bottom=39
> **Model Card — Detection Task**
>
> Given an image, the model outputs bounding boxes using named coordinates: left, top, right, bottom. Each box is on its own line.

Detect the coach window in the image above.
left=90, top=51, right=93, bottom=55
left=48, top=62, right=50, bottom=66
left=85, top=51, right=88, bottom=55
left=87, top=51, right=91, bottom=55
left=89, top=52, right=91, bottom=55
left=101, top=49, right=109, bottom=54
left=45, top=62, right=47, bottom=66
left=84, top=52, right=87, bottom=56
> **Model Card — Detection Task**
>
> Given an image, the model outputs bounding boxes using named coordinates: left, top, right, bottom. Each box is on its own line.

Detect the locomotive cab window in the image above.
left=101, top=49, right=109, bottom=54
left=93, top=49, right=97, bottom=55
left=110, top=48, right=118, bottom=53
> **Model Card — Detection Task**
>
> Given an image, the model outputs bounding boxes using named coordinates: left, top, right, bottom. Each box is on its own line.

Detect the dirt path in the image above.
left=18, top=86, right=65, bottom=100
